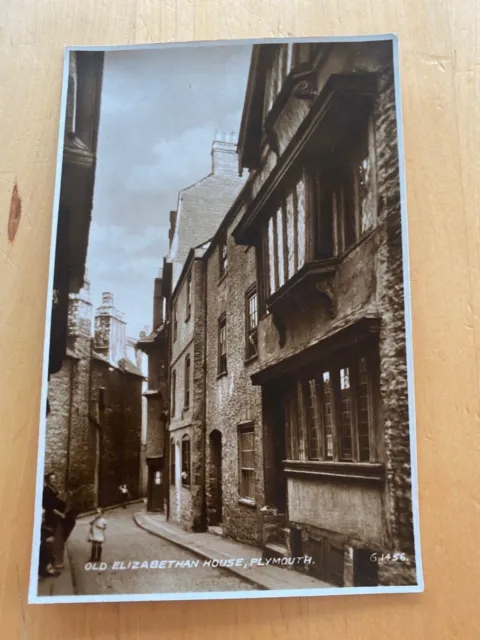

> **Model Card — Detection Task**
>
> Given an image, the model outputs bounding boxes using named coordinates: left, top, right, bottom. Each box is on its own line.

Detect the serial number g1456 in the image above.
left=369, top=552, right=408, bottom=563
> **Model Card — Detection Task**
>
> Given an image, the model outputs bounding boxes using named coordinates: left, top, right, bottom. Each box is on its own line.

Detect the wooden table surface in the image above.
left=1, top=0, right=479, bottom=638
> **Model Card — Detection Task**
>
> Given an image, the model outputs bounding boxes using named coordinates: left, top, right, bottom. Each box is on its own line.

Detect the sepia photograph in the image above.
left=29, top=35, right=423, bottom=604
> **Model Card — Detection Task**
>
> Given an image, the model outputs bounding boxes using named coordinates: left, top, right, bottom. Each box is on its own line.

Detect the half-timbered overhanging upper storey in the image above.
left=234, top=41, right=392, bottom=323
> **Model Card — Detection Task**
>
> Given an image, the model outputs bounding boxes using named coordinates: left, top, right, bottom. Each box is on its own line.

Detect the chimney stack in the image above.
left=211, top=132, right=238, bottom=175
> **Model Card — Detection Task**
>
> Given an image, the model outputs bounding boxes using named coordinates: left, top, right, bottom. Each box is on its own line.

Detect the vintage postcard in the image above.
left=29, top=35, right=423, bottom=604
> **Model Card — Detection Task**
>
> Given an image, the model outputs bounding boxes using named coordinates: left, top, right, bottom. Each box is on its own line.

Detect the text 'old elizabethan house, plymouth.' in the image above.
left=139, top=40, right=416, bottom=588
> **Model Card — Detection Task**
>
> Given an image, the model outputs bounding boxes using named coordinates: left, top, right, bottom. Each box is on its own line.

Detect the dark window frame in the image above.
left=284, top=347, right=377, bottom=465
left=217, top=313, right=227, bottom=375
left=245, top=285, right=258, bottom=360
left=171, top=370, right=176, bottom=418
left=185, top=271, right=192, bottom=320
left=218, top=234, right=228, bottom=280
left=184, top=354, right=191, bottom=409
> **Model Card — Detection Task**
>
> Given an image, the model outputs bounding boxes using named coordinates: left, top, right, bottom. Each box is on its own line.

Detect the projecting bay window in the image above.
left=284, top=351, right=377, bottom=464
left=259, top=117, right=376, bottom=310
left=266, top=174, right=307, bottom=298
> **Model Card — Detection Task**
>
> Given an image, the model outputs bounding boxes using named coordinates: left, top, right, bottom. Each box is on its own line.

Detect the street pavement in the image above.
left=67, top=504, right=256, bottom=595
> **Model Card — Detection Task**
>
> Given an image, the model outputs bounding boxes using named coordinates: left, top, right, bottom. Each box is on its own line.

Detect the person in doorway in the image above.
left=88, top=508, right=107, bottom=563
left=119, top=484, right=130, bottom=508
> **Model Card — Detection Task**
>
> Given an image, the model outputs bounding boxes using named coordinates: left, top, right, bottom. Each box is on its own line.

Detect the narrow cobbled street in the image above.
left=67, top=504, right=255, bottom=595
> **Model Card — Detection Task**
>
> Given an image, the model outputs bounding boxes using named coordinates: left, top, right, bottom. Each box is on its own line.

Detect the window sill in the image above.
left=238, top=498, right=256, bottom=508
left=216, top=370, right=228, bottom=380
left=244, top=353, right=258, bottom=365
left=217, top=273, right=227, bottom=286
left=283, top=460, right=385, bottom=483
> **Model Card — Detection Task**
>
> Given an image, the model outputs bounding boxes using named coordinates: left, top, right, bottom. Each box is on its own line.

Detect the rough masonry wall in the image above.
left=169, top=259, right=205, bottom=531
left=373, top=63, right=416, bottom=586
left=45, top=359, right=74, bottom=490
left=64, top=320, right=96, bottom=512
left=90, top=361, right=142, bottom=508
left=205, top=211, right=263, bottom=545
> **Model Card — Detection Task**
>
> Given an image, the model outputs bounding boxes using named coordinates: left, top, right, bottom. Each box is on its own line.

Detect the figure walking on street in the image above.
left=119, top=484, right=130, bottom=509
left=88, top=508, right=107, bottom=563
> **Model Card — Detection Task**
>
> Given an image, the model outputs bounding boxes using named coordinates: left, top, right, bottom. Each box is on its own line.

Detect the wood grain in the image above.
left=1, top=0, right=479, bottom=637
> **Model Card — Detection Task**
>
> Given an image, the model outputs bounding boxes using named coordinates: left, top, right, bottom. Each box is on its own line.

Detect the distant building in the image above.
left=167, top=134, right=246, bottom=289
left=137, top=262, right=172, bottom=513
left=140, top=135, right=246, bottom=529
left=45, top=282, right=144, bottom=512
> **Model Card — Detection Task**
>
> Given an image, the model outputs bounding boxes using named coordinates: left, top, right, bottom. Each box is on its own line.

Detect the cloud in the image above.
left=87, top=44, right=252, bottom=337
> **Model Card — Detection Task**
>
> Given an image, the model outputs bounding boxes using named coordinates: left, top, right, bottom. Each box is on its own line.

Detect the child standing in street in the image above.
left=119, top=484, right=130, bottom=509
left=88, top=508, right=107, bottom=563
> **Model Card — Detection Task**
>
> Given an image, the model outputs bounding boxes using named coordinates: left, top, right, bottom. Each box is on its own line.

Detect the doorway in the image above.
left=208, top=430, right=222, bottom=526
left=147, top=459, right=164, bottom=512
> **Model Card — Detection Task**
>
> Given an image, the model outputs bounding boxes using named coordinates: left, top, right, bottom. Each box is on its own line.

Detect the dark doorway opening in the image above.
left=208, top=430, right=222, bottom=526
left=147, top=459, right=164, bottom=512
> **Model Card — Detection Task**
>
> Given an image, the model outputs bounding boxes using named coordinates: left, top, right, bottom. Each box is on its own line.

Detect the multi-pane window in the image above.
left=238, top=426, right=255, bottom=500
left=218, top=313, right=227, bottom=374
left=170, top=438, right=176, bottom=484
left=186, top=272, right=192, bottom=319
left=266, top=176, right=307, bottom=297
left=325, top=121, right=376, bottom=255
left=219, top=237, right=228, bottom=279
left=181, top=436, right=190, bottom=486
left=171, top=370, right=176, bottom=418
left=284, top=351, right=375, bottom=463
left=184, top=354, right=191, bottom=409
left=245, top=287, right=258, bottom=359
left=261, top=118, right=376, bottom=304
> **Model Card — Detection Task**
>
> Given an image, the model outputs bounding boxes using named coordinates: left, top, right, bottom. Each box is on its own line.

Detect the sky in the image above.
left=86, top=43, right=252, bottom=338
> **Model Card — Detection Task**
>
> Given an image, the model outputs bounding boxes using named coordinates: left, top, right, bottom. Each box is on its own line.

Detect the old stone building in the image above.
left=203, top=188, right=263, bottom=545
left=49, top=51, right=104, bottom=380
left=45, top=282, right=144, bottom=512
left=230, top=40, right=415, bottom=587
left=167, top=135, right=246, bottom=289
left=166, top=136, right=246, bottom=530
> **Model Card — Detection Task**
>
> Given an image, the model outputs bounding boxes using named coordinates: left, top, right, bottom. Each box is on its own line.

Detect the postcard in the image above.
left=29, top=34, right=423, bottom=604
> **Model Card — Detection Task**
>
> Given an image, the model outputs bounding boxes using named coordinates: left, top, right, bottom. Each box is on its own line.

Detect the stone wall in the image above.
left=169, top=257, right=206, bottom=531
left=237, top=41, right=416, bottom=585
left=374, top=61, right=416, bottom=584
left=205, top=209, right=263, bottom=545
left=45, top=358, right=75, bottom=490
left=90, top=360, right=143, bottom=507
